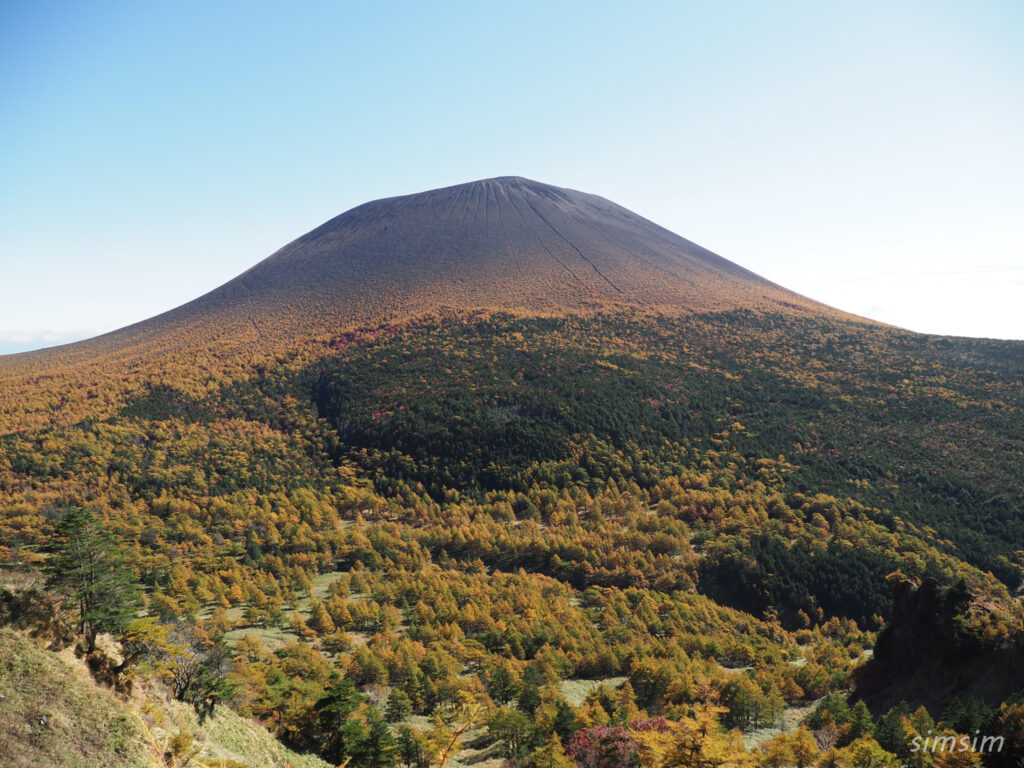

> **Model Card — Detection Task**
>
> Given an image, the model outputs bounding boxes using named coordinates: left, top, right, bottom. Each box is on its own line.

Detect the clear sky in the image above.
left=2, top=0, right=1022, bottom=354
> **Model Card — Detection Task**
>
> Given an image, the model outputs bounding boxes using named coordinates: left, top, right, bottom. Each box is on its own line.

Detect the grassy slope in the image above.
left=159, top=699, right=331, bottom=768
left=0, top=628, right=147, bottom=768
left=0, top=628, right=329, bottom=768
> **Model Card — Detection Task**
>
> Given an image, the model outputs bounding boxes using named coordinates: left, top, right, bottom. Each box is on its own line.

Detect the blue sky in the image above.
left=2, top=0, right=1023, bottom=353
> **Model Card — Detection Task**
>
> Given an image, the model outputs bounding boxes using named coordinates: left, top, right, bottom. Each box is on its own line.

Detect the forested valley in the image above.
left=3, top=309, right=1024, bottom=767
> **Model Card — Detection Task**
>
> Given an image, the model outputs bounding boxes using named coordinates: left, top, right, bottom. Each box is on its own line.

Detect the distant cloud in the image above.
left=0, top=328, right=103, bottom=355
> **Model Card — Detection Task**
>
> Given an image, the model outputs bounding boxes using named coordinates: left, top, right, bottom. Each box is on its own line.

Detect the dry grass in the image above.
left=0, top=628, right=330, bottom=768
left=145, top=697, right=330, bottom=768
left=0, top=628, right=147, bottom=768
left=557, top=676, right=628, bottom=707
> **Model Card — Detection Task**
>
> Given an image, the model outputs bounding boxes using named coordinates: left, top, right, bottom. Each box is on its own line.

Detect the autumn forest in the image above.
left=2, top=179, right=1024, bottom=768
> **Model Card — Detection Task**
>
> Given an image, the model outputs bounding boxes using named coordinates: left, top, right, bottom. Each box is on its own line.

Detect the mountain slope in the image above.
left=223, top=176, right=819, bottom=326
left=0, top=177, right=853, bottom=435
left=0, top=177, right=837, bottom=371
left=1, top=178, right=1023, bottom=764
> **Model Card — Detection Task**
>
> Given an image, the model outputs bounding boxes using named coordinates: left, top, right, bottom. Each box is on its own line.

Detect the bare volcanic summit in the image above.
left=224, top=175, right=816, bottom=325
left=4, top=177, right=835, bottom=372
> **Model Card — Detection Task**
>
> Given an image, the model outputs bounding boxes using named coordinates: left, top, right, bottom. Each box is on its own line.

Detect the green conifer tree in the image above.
left=45, top=506, right=141, bottom=653
left=351, top=708, right=397, bottom=768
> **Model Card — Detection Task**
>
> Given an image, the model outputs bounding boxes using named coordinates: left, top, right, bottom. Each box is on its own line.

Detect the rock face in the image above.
left=855, top=577, right=1024, bottom=713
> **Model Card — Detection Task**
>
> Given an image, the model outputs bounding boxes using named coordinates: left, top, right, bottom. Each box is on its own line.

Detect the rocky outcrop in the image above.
left=855, top=576, right=1024, bottom=714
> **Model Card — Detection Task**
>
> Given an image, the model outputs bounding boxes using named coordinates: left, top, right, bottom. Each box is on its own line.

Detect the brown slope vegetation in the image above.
left=0, top=177, right=850, bottom=432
